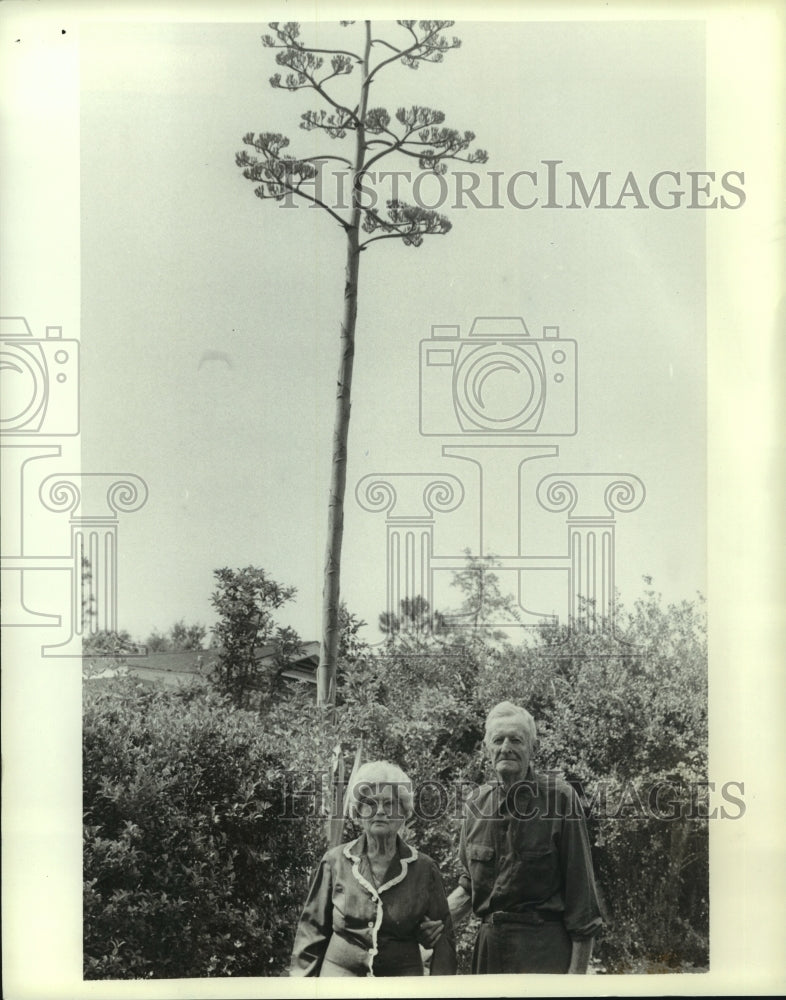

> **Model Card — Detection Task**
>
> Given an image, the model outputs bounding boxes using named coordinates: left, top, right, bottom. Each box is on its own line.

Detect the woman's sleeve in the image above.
left=289, top=854, right=334, bottom=977
left=426, top=861, right=458, bottom=976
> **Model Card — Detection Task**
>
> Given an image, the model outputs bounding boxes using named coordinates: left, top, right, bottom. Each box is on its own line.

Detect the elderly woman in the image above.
left=289, top=760, right=457, bottom=977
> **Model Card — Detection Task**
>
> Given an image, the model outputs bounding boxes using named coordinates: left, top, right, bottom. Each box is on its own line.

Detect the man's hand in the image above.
left=446, top=886, right=473, bottom=928
left=417, top=918, right=445, bottom=950
left=567, top=936, right=593, bottom=974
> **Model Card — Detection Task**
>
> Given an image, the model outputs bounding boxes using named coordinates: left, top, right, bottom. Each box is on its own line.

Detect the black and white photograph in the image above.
left=1, top=2, right=783, bottom=997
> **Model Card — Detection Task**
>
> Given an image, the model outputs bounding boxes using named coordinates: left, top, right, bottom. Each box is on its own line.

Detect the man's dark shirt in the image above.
left=458, top=769, right=603, bottom=940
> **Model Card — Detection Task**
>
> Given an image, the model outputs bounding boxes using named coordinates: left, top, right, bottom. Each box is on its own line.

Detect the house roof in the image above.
left=84, top=642, right=321, bottom=686
left=279, top=640, right=320, bottom=683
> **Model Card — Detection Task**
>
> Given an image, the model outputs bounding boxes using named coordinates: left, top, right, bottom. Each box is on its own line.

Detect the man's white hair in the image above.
left=347, top=760, right=414, bottom=820
left=484, top=701, right=537, bottom=746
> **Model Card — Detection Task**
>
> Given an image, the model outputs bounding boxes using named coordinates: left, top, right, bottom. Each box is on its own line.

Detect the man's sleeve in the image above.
left=427, top=861, right=458, bottom=975
left=559, top=789, right=604, bottom=940
left=457, top=820, right=472, bottom=896
left=289, top=854, right=333, bottom=976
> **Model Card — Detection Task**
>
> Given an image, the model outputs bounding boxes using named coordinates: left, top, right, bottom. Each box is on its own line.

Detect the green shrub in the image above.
left=327, top=584, right=709, bottom=972
left=83, top=677, right=324, bottom=979
left=470, top=587, right=709, bottom=970
left=85, top=582, right=708, bottom=977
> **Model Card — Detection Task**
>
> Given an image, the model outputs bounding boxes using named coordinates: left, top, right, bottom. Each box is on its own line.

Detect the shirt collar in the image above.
left=345, top=832, right=416, bottom=861
left=492, top=766, right=538, bottom=815
left=343, top=834, right=418, bottom=894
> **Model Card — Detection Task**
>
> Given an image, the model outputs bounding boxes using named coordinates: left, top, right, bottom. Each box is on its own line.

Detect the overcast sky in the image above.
left=78, top=18, right=708, bottom=643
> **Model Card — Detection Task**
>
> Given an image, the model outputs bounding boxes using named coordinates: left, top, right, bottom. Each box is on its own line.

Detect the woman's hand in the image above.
left=417, top=917, right=445, bottom=950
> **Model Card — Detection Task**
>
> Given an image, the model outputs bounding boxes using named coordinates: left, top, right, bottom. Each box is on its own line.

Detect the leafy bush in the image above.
left=323, top=583, right=709, bottom=972
left=83, top=677, right=324, bottom=978
left=85, top=580, right=708, bottom=977
left=470, top=586, right=709, bottom=970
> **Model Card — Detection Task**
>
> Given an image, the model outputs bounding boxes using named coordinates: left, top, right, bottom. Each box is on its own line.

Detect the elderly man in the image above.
left=446, top=701, right=603, bottom=974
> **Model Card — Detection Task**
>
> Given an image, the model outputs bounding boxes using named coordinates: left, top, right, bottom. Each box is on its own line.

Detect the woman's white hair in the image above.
left=347, top=760, right=414, bottom=820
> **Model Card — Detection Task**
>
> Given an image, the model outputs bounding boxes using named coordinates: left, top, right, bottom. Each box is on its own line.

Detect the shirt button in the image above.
left=368, top=921, right=374, bottom=928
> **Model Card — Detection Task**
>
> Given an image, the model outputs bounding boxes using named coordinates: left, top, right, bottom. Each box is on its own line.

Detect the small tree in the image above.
left=145, top=628, right=170, bottom=653
left=378, top=595, right=447, bottom=643
left=144, top=620, right=207, bottom=653
left=170, top=619, right=206, bottom=650
left=210, top=566, right=302, bottom=708
left=447, top=550, right=522, bottom=630
left=237, top=21, right=487, bottom=708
